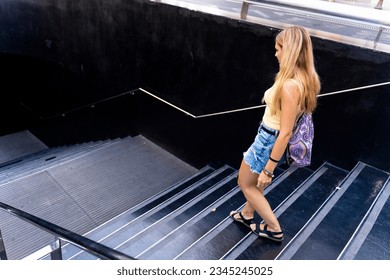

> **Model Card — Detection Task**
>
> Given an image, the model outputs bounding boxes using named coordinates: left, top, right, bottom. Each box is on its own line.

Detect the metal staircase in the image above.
left=55, top=160, right=389, bottom=260
left=0, top=131, right=389, bottom=260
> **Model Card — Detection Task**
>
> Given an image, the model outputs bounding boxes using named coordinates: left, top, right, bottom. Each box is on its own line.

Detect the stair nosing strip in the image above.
left=338, top=176, right=390, bottom=260
left=276, top=162, right=366, bottom=260
left=273, top=164, right=329, bottom=217
left=113, top=172, right=238, bottom=253
left=67, top=167, right=235, bottom=259
left=88, top=165, right=214, bottom=230
left=135, top=175, right=240, bottom=258
left=223, top=163, right=331, bottom=260
left=69, top=166, right=218, bottom=245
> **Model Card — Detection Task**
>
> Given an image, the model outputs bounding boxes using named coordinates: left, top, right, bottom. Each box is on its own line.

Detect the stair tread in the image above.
left=1, top=134, right=198, bottom=260
left=340, top=178, right=390, bottom=260
left=139, top=187, right=245, bottom=260
left=64, top=166, right=235, bottom=259
left=117, top=174, right=239, bottom=259
left=85, top=165, right=215, bottom=238
left=352, top=195, right=390, bottom=259
left=278, top=162, right=390, bottom=260
left=230, top=162, right=349, bottom=260
left=4, top=130, right=390, bottom=261
left=0, top=130, right=48, bottom=165
left=174, top=166, right=314, bottom=260
left=61, top=165, right=216, bottom=258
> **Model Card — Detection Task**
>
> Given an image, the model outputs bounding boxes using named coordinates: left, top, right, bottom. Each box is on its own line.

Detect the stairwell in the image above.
left=0, top=130, right=389, bottom=260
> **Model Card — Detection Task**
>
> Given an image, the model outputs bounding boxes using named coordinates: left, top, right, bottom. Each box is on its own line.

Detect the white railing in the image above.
left=153, top=0, right=390, bottom=52
left=138, top=81, right=390, bottom=119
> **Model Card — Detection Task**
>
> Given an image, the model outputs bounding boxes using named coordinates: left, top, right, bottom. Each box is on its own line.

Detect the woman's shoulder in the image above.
left=282, top=79, right=302, bottom=97
left=284, top=78, right=302, bottom=88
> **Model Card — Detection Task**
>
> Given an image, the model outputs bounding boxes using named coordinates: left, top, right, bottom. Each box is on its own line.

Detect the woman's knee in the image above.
left=238, top=177, right=254, bottom=191
left=237, top=176, right=246, bottom=190
left=237, top=175, right=243, bottom=189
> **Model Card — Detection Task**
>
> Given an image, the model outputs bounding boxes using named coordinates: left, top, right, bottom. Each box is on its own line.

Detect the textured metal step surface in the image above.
left=21, top=159, right=390, bottom=261
left=60, top=165, right=216, bottom=259
left=68, top=166, right=235, bottom=259
left=0, top=134, right=198, bottom=259
left=224, top=162, right=349, bottom=260
left=85, top=165, right=215, bottom=239
left=278, top=162, right=390, bottom=260
left=174, top=166, right=314, bottom=260
left=115, top=173, right=239, bottom=258
left=0, top=139, right=115, bottom=184
left=339, top=177, right=390, bottom=260
left=139, top=182, right=243, bottom=260
left=45, top=135, right=198, bottom=226
left=0, top=171, right=97, bottom=260
left=0, top=130, right=48, bottom=165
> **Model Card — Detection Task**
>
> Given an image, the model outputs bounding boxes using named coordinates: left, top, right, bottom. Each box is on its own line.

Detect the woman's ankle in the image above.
left=241, top=210, right=254, bottom=220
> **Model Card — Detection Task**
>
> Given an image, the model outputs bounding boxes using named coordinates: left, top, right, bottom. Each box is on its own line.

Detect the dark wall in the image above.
left=0, top=0, right=138, bottom=119
left=131, top=1, right=390, bottom=172
left=135, top=3, right=279, bottom=115
left=0, top=0, right=389, bottom=172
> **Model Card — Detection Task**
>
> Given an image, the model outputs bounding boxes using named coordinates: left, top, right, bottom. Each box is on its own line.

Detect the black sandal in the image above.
left=251, top=223, right=284, bottom=242
left=229, top=210, right=254, bottom=228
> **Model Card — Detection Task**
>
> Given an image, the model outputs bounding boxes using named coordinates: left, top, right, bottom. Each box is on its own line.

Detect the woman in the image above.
left=230, top=26, right=321, bottom=242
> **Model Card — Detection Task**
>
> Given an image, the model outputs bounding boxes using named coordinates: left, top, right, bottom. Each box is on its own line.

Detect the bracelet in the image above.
left=263, top=168, right=274, bottom=178
left=269, top=156, right=279, bottom=163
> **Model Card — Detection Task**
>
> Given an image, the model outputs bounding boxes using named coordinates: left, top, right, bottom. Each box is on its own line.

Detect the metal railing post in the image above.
left=50, top=238, right=63, bottom=260
left=0, top=201, right=135, bottom=260
left=374, top=26, right=384, bottom=50
left=241, top=1, right=249, bottom=20
left=0, top=229, right=8, bottom=260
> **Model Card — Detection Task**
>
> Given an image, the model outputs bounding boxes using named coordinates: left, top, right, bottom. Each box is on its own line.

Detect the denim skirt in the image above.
left=243, top=123, right=279, bottom=174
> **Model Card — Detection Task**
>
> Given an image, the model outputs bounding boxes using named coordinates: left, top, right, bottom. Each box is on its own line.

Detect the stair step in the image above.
left=173, top=165, right=314, bottom=260
left=277, top=162, right=390, bottom=260
left=0, top=130, right=133, bottom=184
left=4, top=129, right=389, bottom=261
left=65, top=165, right=236, bottom=259
left=0, top=139, right=116, bottom=184
left=90, top=165, right=216, bottom=240
left=2, top=134, right=197, bottom=260
left=139, top=185, right=244, bottom=260
left=60, top=165, right=216, bottom=259
left=0, top=130, right=48, bottom=165
left=339, top=177, right=390, bottom=260
left=117, top=173, right=239, bottom=258
left=226, top=162, right=349, bottom=260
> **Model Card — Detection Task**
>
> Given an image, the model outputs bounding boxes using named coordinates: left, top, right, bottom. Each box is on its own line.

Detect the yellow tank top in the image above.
left=262, top=86, right=281, bottom=130
left=261, top=80, right=303, bottom=130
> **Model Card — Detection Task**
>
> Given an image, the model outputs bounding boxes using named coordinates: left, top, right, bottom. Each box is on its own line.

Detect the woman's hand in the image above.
left=257, top=170, right=273, bottom=189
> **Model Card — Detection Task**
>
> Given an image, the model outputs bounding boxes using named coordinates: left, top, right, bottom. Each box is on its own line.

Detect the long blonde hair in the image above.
left=271, top=26, right=320, bottom=114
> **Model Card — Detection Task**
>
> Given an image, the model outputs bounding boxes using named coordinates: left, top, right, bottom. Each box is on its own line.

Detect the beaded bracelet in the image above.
left=263, top=168, right=274, bottom=178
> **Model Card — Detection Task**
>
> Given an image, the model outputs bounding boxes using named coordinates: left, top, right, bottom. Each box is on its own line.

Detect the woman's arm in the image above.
left=261, top=80, right=301, bottom=179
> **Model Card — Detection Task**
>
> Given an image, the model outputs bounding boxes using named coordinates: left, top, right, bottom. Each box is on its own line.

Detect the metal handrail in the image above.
left=239, top=0, right=390, bottom=25
left=139, top=81, right=390, bottom=119
left=158, top=0, right=390, bottom=52
left=0, top=201, right=135, bottom=260
left=21, top=89, right=138, bottom=121
left=238, top=0, right=390, bottom=50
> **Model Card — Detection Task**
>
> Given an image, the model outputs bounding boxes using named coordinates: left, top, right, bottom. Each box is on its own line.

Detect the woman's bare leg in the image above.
left=237, top=160, right=282, bottom=234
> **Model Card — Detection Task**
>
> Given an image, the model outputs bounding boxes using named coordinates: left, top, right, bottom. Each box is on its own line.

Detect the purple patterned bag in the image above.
left=287, top=113, right=314, bottom=167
